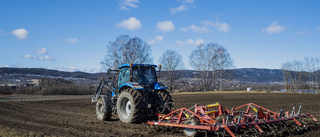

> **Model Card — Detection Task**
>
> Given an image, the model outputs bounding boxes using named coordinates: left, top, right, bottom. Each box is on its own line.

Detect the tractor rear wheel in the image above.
left=156, top=90, right=174, bottom=114
left=96, top=98, right=112, bottom=121
left=117, top=88, right=146, bottom=123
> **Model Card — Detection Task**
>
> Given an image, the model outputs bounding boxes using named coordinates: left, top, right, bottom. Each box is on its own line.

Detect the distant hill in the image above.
left=0, top=67, right=284, bottom=84
left=0, top=68, right=97, bottom=80
left=231, top=68, right=283, bottom=83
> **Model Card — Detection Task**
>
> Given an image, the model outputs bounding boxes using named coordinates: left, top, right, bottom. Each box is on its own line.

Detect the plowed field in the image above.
left=0, top=93, right=319, bottom=137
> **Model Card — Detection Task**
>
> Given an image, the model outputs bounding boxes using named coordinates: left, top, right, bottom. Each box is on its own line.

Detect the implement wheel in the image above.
left=96, top=98, right=111, bottom=121
left=117, top=88, right=146, bottom=123
left=183, top=118, right=201, bottom=137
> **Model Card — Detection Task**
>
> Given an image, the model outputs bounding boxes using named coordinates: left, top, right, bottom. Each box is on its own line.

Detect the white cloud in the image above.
left=42, top=55, right=54, bottom=61
left=11, top=28, right=28, bottom=40
left=215, top=22, right=231, bottom=32
left=0, top=29, right=7, bottom=36
left=184, top=0, right=195, bottom=4
left=24, top=54, right=55, bottom=61
left=0, top=64, right=9, bottom=68
left=297, top=31, right=311, bottom=35
left=147, top=35, right=164, bottom=45
left=262, top=21, right=285, bottom=34
left=170, top=4, right=188, bottom=15
left=63, top=38, right=79, bottom=44
left=157, top=21, right=175, bottom=33
left=155, top=36, right=164, bottom=42
left=37, top=48, right=47, bottom=54
left=82, top=67, right=100, bottom=73
left=118, top=0, right=139, bottom=11
left=316, top=27, right=320, bottom=31
left=201, top=21, right=231, bottom=32
left=184, top=24, right=210, bottom=33
left=147, top=39, right=156, bottom=45
left=56, top=66, right=79, bottom=72
left=170, top=0, right=195, bottom=15
left=116, top=17, right=142, bottom=30
left=182, top=21, right=231, bottom=33
left=24, top=54, right=32, bottom=58
left=176, top=38, right=204, bottom=47
left=0, top=64, right=27, bottom=68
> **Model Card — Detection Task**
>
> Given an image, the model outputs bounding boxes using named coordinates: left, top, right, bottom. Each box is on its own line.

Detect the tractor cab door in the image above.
left=118, top=68, right=130, bottom=88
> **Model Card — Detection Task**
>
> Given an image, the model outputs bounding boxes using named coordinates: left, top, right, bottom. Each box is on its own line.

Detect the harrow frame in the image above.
left=147, top=103, right=319, bottom=136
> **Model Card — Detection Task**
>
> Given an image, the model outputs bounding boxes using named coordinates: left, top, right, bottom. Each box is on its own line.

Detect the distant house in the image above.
left=247, top=87, right=252, bottom=91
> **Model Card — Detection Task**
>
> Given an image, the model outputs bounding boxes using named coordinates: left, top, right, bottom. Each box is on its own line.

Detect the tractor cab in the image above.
left=118, top=64, right=157, bottom=87
left=115, top=64, right=166, bottom=97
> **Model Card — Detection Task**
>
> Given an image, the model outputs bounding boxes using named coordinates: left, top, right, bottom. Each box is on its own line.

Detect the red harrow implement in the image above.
left=147, top=102, right=319, bottom=136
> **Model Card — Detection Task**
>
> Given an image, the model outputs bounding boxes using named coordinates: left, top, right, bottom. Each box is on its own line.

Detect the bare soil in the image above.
left=0, top=93, right=319, bottom=137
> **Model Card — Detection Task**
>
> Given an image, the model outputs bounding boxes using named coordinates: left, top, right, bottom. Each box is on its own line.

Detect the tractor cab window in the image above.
left=118, top=68, right=130, bottom=87
left=133, top=67, right=156, bottom=85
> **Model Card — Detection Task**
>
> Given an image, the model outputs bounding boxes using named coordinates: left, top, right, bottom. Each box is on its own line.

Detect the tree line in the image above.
left=0, top=78, right=95, bottom=95
left=101, top=35, right=234, bottom=92
left=281, top=57, right=320, bottom=93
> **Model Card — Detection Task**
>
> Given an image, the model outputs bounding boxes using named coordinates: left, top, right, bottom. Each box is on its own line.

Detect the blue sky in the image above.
left=1, top=0, right=320, bottom=73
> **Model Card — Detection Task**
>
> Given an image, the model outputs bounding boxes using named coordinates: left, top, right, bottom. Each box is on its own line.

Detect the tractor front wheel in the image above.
left=96, top=98, right=112, bottom=121
left=117, top=88, right=146, bottom=123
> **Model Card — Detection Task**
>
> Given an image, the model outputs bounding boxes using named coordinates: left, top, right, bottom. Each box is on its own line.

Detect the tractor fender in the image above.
left=99, top=95, right=112, bottom=113
left=153, top=82, right=168, bottom=90
left=119, top=82, right=144, bottom=93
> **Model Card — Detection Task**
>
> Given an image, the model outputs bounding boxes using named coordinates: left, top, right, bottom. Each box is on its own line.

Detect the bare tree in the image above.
left=282, top=60, right=307, bottom=92
left=101, top=35, right=153, bottom=69
left=304, top=57, right=320, bottom=92
left=189, top=43, right=233, bottom=91
left=281, top=62, right=291, bottom=92
left=215, top=46, right=234, bottom=91
left=158, top=50, right=185, bottom=92
left=189, top=44, right=211, bottom=91
left=315, top=59, right=320, bottom=92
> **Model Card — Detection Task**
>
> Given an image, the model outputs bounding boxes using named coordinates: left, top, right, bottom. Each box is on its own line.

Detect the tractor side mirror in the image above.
left=107, top=68, right=112, bottom=75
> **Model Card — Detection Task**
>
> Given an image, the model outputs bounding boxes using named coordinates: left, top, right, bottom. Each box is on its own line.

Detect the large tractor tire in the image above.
left=96, top=98, right=112, bottom=121
left=117, top=88, right=147, bottom=123
left=156, top=90, right=174, bottom=114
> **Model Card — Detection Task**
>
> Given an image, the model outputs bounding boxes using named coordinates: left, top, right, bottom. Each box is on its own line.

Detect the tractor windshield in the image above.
left=132, top=67, right=157, bottom=85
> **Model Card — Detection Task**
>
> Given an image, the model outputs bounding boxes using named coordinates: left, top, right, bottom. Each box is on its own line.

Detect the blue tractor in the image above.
left=92, top=64, right=173, bottom=123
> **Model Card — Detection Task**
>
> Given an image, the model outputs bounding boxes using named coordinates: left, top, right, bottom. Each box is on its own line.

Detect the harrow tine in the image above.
left=226, top=114, right=229, bottom=124
left=279, top=107, right=284, bottom=118
left=290, top=104, right=296, bottom=117
left=297, top=103, right=302, bottom=115
left=237, top=112, right=242, bottom=125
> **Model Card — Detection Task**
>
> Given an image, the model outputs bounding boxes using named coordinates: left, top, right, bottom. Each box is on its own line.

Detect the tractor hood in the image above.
left=153, top=82, right=167, bottom=90
left=119, top=82, right=144, bottom=91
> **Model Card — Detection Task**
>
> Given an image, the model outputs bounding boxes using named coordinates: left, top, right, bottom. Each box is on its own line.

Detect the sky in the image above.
left=1, top=0, right=320, bottom=73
